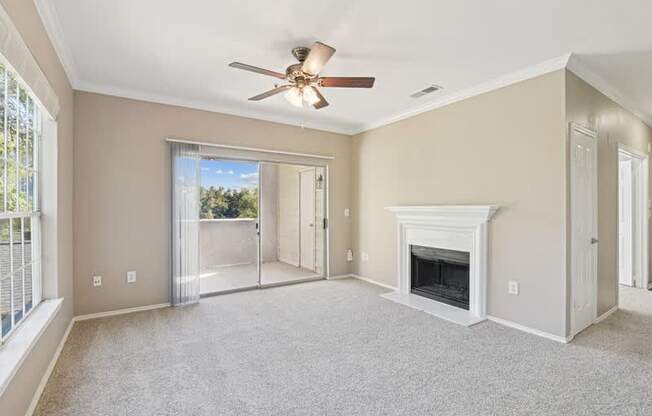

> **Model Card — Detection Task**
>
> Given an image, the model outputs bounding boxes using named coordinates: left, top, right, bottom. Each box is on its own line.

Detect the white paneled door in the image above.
left=570, top=125, right=598, bottom=336
left=300, top=168, right=316, bottom=271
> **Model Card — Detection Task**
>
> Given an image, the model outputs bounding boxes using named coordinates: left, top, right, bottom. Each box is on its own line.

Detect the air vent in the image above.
left=410, top=85, right=442, bottom=98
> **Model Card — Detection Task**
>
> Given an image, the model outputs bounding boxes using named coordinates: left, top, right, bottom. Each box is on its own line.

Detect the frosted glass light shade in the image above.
left=284, top=87, right=303, bottom=107
left=302, top=86, right=320, bottom=105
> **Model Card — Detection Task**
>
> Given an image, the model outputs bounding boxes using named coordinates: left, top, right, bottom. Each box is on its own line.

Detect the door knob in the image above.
left=591, top=238, right=599, bottom=244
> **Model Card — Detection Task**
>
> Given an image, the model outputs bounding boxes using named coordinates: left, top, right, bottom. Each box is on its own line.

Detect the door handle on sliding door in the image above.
left=590, top=238, right=599, bottom=244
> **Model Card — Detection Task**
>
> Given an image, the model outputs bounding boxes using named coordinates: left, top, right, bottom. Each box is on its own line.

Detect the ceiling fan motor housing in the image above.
left=286, top=63, right=317, bottom=87
left=291, top=46, right=310, bottom=62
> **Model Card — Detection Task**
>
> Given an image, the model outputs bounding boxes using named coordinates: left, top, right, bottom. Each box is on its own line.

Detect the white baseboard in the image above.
left=74, top=303, right=171, bottom=322
left=327, top=274, right=353, bottom=280
left=25, top=317, right=75, bottom=416
left=73, top=302, right=170, bottom=322
left=487, top=315, right=572, bottom=344
left=350, top=274, right=398, bottom=291
left=278, top=256, right=300, bottom=268
left=349, top=275, right=570, bottom=343
left=593, top=306, right=618, bottom=324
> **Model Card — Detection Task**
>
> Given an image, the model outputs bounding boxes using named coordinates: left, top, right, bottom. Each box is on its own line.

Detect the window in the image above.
left=0, top=62, right=42, bottom=343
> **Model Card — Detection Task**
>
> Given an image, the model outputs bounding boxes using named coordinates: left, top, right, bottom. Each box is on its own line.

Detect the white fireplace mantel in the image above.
left=383, top=205, right=499, bottom=326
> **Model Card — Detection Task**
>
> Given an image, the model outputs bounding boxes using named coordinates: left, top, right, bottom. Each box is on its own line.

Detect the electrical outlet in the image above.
left=508, top=280, right=519, bottom=295
left=93, top=275, right=102, bottom=287
left=346, top=249, right=353, bottom=262
left=127, top=271, right=137, bottom=284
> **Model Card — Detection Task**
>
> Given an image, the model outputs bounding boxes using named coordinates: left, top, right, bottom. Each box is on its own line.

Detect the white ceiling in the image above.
left=36, top=0, right=652, bottom=134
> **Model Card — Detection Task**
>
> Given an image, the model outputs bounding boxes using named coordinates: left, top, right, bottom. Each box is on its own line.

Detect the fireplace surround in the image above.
left=383, top=205, right=498, bottom=326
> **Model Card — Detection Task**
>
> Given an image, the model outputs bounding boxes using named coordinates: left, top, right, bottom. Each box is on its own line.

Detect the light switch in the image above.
left=344, top=208, right=350, bottom=217
left=127, top=271, right=137, bottom=284
left=508, top=281, right=519, bottom=295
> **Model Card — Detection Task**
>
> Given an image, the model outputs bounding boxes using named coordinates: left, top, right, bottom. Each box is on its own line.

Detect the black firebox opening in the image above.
left=410, top=245, right=470, bottom=310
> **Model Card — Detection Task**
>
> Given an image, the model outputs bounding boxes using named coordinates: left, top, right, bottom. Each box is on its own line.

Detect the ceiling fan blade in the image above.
left=312, top=88, right=329, bottom=110
left=302, top=42, right=336, bottom=75
left=248, top=85, right=292, bottom=101
left=229, top=62, right=286, bottom=79
left=319, top=77, right=375, bottom=88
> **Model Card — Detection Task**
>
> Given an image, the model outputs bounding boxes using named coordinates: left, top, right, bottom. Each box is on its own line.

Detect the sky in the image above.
left=200, top=158, right=258, bottom=190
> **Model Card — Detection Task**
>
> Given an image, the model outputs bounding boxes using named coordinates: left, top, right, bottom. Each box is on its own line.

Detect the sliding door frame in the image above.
left=176, top=138, right=332, bottom=296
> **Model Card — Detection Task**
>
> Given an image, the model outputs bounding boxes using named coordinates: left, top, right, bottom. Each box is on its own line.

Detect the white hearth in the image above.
left=383, top=205, right=498, bottom=326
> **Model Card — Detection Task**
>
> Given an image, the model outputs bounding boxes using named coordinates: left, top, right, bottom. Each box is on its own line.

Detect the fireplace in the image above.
left=411, top=245, right=470, bottom=310
left=383, top=205, right=498, bottom=326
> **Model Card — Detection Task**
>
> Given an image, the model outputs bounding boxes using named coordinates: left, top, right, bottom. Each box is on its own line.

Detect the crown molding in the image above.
left=29, top=5, right=652, bottom=137
left=75, top=80, right=358, bottom=135
left=77, top=55, right=572, bottom=137
left=34, top=0, right=79, bottom=88
left=352, top=53, right=572, bottom=135
left=566, top=55, right=652, bottom=128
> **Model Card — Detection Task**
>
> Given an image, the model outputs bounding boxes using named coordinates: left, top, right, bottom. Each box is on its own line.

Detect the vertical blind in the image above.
left=171, top=142, right=200, bottom=305
left=0, top=62, right=42, bottom=343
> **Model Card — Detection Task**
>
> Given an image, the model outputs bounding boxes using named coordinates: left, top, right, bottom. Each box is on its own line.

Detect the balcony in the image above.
left=199, top=219, right=321, bottom=295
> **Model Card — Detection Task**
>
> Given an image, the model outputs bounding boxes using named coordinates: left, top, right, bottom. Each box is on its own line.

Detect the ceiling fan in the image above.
left=229, top=41, right=375, bottom=110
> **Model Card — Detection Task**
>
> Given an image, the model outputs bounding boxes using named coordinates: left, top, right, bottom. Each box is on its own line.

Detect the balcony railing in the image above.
left=199, top=219, right=257, bottom=271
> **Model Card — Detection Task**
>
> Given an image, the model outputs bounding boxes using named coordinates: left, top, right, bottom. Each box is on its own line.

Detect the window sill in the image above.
left=0, top=298, right=63, bottom=396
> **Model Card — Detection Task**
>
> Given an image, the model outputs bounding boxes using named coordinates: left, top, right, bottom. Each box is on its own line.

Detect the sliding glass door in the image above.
left=260, top=163, right=326, bottom=286
left=198, top=157, right=327, bottom=296
left=199, top=158, right=260, bottom=295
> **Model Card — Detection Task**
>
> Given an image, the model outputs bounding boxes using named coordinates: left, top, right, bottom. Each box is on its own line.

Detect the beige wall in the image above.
left=352, top=70, right=568, bottom=336
left=73, top=92, right=352, bottom=315
left=565, top=70, right=652, bottom=325
left=0, top=0, right=74, bottom=415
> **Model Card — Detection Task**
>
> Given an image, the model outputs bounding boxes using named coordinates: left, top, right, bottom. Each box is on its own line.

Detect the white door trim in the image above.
left=618, top=155, right=633, bottom=286
left=617, top=143, right=649, bottom=291
left=569, top=123, right=598, bottom=337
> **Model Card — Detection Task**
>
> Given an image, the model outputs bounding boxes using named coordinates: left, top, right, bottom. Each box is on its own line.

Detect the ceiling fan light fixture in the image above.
left=302, top=86, right=320, bottom=106
left=284, top=87, right=303, bottom=107
left=231, top=41, right=374, bottom=110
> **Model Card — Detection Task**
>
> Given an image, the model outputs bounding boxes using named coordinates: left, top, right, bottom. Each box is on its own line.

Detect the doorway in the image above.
left=617, top=145, right=649, bottom=290
left=198, top=158, right=260, bottom=294
left=198, top=157, right=327, bottom=296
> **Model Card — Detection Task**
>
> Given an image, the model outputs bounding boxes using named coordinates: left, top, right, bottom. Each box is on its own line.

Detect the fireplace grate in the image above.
left=410, top=245, right=470, bottom=310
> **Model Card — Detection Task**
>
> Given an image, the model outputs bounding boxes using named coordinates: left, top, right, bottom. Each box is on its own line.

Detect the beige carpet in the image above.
left=34, top=279, right=652, bottom=415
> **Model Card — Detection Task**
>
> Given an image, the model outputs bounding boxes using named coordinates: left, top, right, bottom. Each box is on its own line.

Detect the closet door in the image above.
left=299, top=168, right=316, bottom=271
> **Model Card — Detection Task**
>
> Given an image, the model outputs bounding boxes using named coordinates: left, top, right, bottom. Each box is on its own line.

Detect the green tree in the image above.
left=200, top=186, right=258, bottom=219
